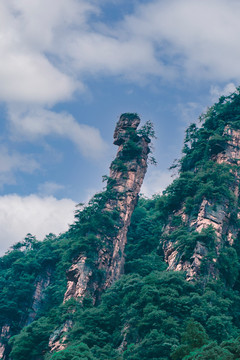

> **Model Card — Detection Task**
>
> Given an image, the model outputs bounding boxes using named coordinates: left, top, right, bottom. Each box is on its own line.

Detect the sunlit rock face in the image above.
left=162, top=126, right=240, bottom=280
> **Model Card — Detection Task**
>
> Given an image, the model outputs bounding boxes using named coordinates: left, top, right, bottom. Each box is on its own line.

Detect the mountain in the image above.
left=1, top=92, right=240, bottom=359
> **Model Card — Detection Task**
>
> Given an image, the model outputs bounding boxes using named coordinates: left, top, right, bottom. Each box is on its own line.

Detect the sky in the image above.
left=0, top=0, right=240, bottom=255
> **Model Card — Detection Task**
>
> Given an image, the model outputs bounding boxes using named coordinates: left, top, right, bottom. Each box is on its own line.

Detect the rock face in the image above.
left=49, top=114, right=151, bottom=352
left=26, top=268, right=52, bottom=325
left=162, top=126, right=240, bottom=280
left=0, top=325, right=11, bottom=360
left=64, top=114, right=150, bottom=303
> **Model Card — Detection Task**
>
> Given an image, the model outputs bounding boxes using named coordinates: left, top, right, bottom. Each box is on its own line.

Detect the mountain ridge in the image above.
left=2, top=92, right=240, bottom=359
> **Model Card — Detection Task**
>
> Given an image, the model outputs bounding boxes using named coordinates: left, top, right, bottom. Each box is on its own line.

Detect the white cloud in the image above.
left=0, top=194, right=76, bottom=256
left=0, top=145, right=39, bottom=187
left=122, top=0, right=240, bottom=82
left=1, top=0, right=240, bottom=107
left=141, top=169, right=172, bottom=198
left=65, top=33, right=163, bottom=81
left=0, top=0, right=96, bottom=104
left=8, top=106, right=108, bottom=159
left=2, top=0, right=240, bottom=172
left=2, top=0, right=240, bottom=106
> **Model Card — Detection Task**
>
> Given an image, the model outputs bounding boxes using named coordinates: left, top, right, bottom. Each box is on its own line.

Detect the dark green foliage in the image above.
left=183, top=342, right=234, bottom=360
left=9, top=317, right=55, bottom=360
left=120, top=113, right=140, bottom=121
left=180, top=88, right=240, bottom=173
left=111, top=158, right=128, bottom=172
left=49, top=343, right=97, bottom=360
left=171, top=319, right=209, bottom=360
left=162, top=161, right=236, bottom=214
left=218, top=247, right=240, bottom=286
left=137, top=120, right=156, bottom=140
left=120, top=138, right=142, bottom=161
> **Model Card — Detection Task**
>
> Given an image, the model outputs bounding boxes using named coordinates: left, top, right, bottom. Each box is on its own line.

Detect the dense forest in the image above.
left=2, top=90, right=240, bottom=359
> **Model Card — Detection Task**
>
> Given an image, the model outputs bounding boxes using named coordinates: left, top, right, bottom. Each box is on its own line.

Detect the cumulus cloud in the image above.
left=122, top=0, right=240, bottom=82
left=65, top=33, right=163, bottom=81
left=0, top=194, right=76, bottom=256
left=1, top=0, right=240, bottom=106
left=8, top=106, right=108, bottom=158
left=0, top=145, right=39, bottom=187
left=2, top=0, right=240, bottom=186
left=141, top=169, right=172, bottom=198
left=0, top=0, right=97, bottom=104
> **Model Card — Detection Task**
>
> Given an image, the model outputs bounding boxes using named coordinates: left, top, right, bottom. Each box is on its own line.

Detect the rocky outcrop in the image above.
left=48, top=320, right=73, bottom=353
left=0, top=325, right=11, bottom=360
left=64, top=256, right=92, bottom=302
left=49, top=114, right=151, bottom=352
left=64, top=114, right=150, bottom=303
left=162, top=126, right=240, bottom=280
left=26, top=268, right=52, bottom=325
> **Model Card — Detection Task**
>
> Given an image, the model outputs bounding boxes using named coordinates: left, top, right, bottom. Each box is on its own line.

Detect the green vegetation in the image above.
left=2, top=195, right=240, bottom=360
left=2, top=94, right=240, bottom=359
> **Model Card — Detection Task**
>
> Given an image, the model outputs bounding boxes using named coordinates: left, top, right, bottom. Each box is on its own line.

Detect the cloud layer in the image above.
left=2, top=0, right=240, bottom=107
left=8, top=106, right=108, bottom=158
left=123, top=0, right=240, bottom=81
left=0, top=145, right=39, bottom=187
left=0, top=194, right=76, bottom=256
left=2, top=0, right=240, bottom=160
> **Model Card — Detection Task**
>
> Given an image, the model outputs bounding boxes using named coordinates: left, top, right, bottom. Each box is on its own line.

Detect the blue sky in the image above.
left=0, top=0, right=240, bottom=254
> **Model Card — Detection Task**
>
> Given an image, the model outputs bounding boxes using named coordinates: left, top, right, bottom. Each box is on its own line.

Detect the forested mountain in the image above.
left=2, top=91, right=240, bottom=360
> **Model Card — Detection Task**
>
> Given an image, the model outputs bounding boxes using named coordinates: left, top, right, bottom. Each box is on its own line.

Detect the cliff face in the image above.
left=162, top=125, right=240, bottom=280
